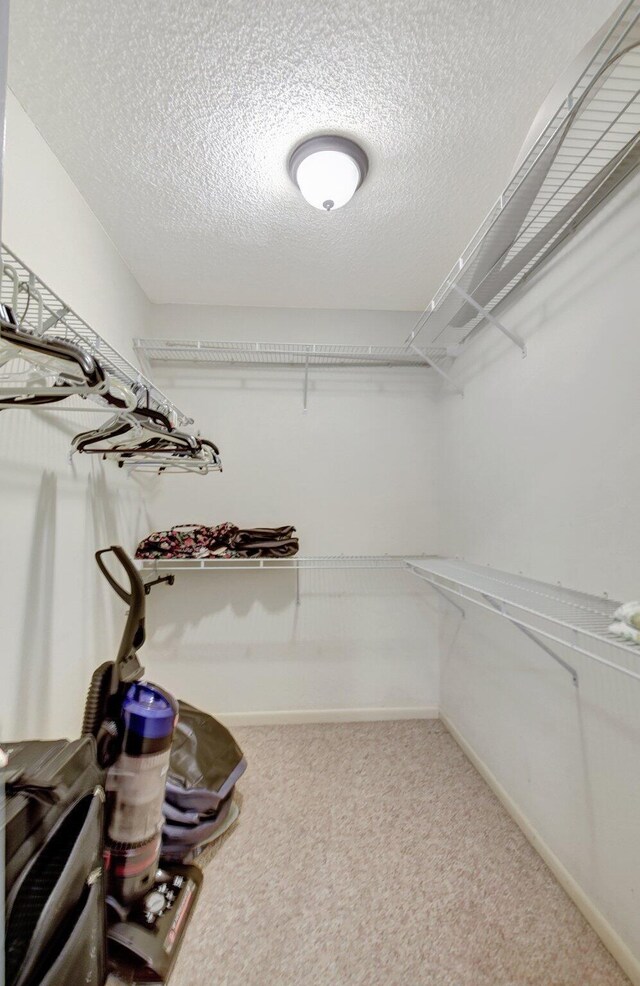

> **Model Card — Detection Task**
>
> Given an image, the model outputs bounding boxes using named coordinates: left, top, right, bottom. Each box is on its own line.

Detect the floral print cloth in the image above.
left=135, top=523, right=298, bottom=559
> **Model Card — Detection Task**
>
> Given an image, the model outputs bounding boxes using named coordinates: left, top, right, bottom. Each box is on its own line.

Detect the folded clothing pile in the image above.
left=136, top=523, right=299, bottom=560
left=161, top=701, right=247, bottom=863
left=609, top=601, right=640, bottom=645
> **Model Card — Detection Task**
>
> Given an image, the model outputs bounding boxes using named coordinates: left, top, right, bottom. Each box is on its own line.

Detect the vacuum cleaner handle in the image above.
left=95, top=546, right=146, bottom=675
left=95, top=545, right=142, bottom=604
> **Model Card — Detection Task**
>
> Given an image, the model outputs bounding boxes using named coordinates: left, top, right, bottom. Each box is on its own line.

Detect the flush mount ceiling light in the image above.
left=288, top=135, right=369, bottom=212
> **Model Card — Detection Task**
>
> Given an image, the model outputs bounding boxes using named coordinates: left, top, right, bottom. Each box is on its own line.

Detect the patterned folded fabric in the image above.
left=136, top=523, right=298, bottom=559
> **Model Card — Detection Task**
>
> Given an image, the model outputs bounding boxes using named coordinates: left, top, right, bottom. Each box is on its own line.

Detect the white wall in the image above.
left=437, top=171, right=640, bottom=974
left=0, top=92, right=153, bottom=738
left=3, top=90, right=148, bottom=354
left=141, top=305, right=442, bottom=720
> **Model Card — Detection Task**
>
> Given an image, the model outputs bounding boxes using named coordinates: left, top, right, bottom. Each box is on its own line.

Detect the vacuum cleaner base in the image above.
left=106, top=863, right=203, bottom=984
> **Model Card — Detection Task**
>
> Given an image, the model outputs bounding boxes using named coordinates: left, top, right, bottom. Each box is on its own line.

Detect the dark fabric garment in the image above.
left=161, top=702, right=245, bottom=862
left=162, top=793, right=233, bottom=848
left=160, top=800, right=239, bottom=863
left=165, top=701, right=247, bottom=813
left=162, top=801, right=200, bottom=825
left=135, top=523, right=298, bottom=560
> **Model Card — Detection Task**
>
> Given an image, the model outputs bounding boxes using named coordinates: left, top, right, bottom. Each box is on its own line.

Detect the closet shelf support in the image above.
left=428, top=581, right=466, bottom=619
left=408, top=345, right=464, bottom=396
left=450, top=285, right=526, bottom=357
left=409, top=567, right=581, bottom=684
left=480, top=593, right=578, bottom=686
left=405, top=558, right=640, bottom=684
left=303, top=356, right=309, bottom=412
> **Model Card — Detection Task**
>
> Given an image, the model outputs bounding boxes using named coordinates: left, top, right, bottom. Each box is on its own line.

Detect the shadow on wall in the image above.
left=16, top=469, right=57, bottom=736
left=144, top=570, right=298, bottom=653
left=1, top=403, right=158, bottom=739
left=437, top=597, right=640, bottom=952
left=438, top=601, right=599, bottom=862
left=84, top=462, right=157, bottom=668
left=142, top=569, right=437, bottom=663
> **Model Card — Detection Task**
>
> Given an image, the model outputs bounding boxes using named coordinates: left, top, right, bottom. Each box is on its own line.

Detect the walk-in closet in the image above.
left=2, top=1, right=640, bottom=984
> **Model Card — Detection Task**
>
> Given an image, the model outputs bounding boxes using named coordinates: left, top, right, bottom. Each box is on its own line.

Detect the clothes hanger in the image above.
left=72, top=410, right=198, bottom=457
left=0, top=312, right=135, bottom=410
left=118, top=441, right=222, bottom=475
left=70, top=404, right=221, bottom=474
left=114, top=429, right=219, bottom=460
left=71, top=405, right=176, bottom=456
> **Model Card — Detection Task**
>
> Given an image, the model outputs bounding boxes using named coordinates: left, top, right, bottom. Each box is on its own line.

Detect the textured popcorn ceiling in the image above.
left=7, top=0, right=620, bottom=310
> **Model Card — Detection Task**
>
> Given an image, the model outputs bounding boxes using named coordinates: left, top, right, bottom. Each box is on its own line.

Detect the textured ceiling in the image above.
left=7, top=0, right=620, bottom=310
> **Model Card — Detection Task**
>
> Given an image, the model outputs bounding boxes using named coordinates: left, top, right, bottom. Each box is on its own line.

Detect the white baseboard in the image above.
left=217, top=706, right=439, bottom=727
left=441, top=712, right=640, bottom=986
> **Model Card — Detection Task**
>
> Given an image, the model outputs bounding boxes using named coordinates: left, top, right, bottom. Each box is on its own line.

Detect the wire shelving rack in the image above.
left=1, top=244, right=192, bottom=426
left=406, top=1, right=640, bottom=352
left=406, top=557, right=640, bottom=684
left=134, top=339, right=451, bottom=369
left=138, top=554, right=415, bottom=607
left=139, top=552, right=640, bottom=678
left=138, top=555, right=412, bottom=572
left=133, top=338, right=462, bottom=404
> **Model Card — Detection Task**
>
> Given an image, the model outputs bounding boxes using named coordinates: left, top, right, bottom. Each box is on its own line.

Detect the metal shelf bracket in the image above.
left=480, top=593, right=578, bottom=686
left=450, top=285, right=527, bottom=357
left=409, top=344, right=464, bottom=396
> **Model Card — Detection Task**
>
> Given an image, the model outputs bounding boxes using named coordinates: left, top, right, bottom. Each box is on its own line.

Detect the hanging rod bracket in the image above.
left=451, top=284, right=526, bottom=356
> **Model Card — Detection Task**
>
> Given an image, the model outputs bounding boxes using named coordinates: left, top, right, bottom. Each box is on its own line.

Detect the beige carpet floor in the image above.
left=170, top=720, right=629, bottom=986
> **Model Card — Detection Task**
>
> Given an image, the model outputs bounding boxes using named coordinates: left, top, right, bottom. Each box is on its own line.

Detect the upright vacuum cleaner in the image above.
left=82, top=546, right=203, bottom=984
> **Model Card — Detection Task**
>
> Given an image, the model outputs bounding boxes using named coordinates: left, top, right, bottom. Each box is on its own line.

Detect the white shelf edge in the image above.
left=138, top=553, right=640, bottom=678
left=405, top=557, right=640, bottom=682
left=133, top=339, right=449, bottom=365
left=138, top=555, right=422, bottom=571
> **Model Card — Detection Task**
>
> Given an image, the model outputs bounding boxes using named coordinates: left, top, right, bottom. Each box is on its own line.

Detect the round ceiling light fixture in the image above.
left=288, top=135, right=369, bottom=212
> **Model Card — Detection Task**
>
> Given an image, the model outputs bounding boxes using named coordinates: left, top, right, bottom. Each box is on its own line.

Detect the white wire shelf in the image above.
left=135, top=339, right=452, bottom=369
left=407, top=1, right=640, bottom=351
left=138, top=552, right=640, bottom=680
left=133, top=339, right=463, bottom=404
left=406, top=557, right=640, bottom=684
left=138, top=555, right=414, bottom=571
left=1, top=244, right=192, bottom=426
